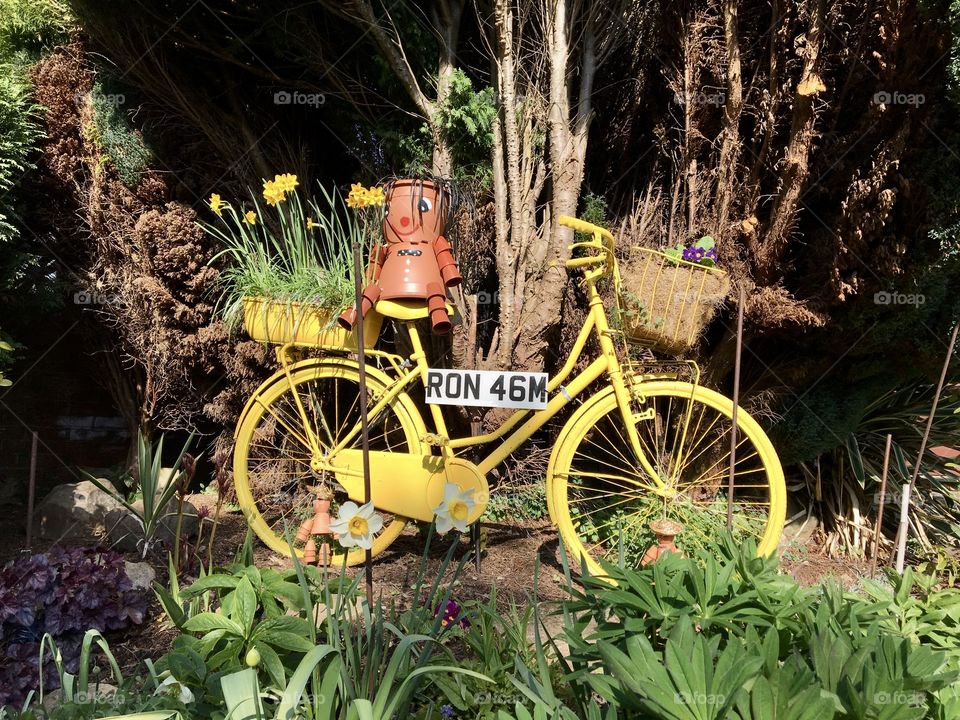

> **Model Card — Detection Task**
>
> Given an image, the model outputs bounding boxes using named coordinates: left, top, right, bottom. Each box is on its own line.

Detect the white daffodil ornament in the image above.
left=154, top=672, right=195, bottom=704
left=329, top=501, right=383, bottom=549
left=433, top=483, right=476, bottom=534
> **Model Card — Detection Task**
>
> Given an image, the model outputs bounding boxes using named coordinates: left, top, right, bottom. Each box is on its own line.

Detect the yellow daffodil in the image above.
left=209, top=193, right=223, bottom=217
left=262, top=180, right=286, bottom=206
left=306, top=217, right=318, bottom=230
left=364, top=186, right=385, bottom=207
left=432, top=483, right=475, bottom=534
left=243, top=210, right=257, bottom=225
left=347, top=182, right=367, bottom=209
left=328, top=501, right=384, bottom=550
left=274, top=173, right=299, bottom=193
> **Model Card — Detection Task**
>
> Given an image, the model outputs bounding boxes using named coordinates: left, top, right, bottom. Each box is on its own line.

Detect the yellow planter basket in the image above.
left=241, top=297, right=382, bottom=349
left=618, top=248, right=730, bottom=355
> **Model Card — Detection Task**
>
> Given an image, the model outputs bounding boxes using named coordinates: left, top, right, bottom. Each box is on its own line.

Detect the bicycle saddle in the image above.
left=374, top=299, right=455, bottom=321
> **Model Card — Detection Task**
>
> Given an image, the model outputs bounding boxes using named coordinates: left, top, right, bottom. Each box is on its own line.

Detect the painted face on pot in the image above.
left=383, top=180, right=446, bottom=245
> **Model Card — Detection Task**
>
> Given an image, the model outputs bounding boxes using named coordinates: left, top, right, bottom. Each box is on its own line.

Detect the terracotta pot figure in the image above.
left=641, top=518, right=684, bottom=565
left=339, top=178, right=462, bottom=334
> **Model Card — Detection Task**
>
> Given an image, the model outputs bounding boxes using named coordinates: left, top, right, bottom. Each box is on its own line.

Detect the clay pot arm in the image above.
left=433, top=235, right=462, bottom=287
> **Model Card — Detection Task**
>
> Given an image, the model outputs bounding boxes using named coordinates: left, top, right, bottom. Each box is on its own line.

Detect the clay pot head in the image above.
left=383, top=179, right=448, bottom=246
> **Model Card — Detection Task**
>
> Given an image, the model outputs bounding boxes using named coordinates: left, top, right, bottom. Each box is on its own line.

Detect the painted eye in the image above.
left=418, top=197, right=433, bottom=213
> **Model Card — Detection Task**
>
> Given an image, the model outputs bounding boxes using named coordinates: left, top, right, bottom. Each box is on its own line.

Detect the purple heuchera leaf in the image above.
left=0, top=546, right=149, bottom=706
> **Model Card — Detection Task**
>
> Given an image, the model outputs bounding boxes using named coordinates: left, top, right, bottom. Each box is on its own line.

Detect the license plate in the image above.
left=425, top=369, right=548, bottom=410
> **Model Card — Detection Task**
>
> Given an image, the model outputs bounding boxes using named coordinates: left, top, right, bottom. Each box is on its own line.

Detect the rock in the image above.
left=153, top=467, right=180, bottom=499
left=43, top=682, right=117, bottom=711
left=779, top=511, right=819, bottom=548
left=106, top=498, right=200, bottom=554
left=124, top=560, right=156, bottom=592
left=35, top=480, right=125, bottom=541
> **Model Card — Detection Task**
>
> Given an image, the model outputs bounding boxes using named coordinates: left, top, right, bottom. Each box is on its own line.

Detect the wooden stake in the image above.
left=727, top=286, right=745, bottom=531
left=352, top=241, right=374, bottom=610
left=25, top=431, right=37, bottom=548
left=868, top=433, right=892, bottom=578
left=895, top=322, right=958, bottom=573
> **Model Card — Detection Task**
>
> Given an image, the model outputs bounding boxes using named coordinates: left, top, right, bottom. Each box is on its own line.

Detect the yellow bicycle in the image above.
left=232, top=216, right=786, bottom=576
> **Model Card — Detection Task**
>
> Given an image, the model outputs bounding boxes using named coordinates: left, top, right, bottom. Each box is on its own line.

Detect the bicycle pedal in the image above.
left=423, top=433, right=450, bottom=446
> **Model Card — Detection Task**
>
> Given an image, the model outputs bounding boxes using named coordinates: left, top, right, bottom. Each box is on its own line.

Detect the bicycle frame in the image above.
left=321, top=266, right=669, bottom=493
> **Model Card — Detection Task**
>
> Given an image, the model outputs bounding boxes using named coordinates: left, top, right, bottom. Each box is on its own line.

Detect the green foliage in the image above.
left=434, top=69, right=496, bottom=185
left=205, top=183, right=366, bottom=327
left=544, top=541, right=960, bottom=719
left=0, top=71, right=38, bottom=245
left=85, top=431, right=195, bottom=559
left=388, top=69, right=496, bottom=183
left=0, top=0, right=72, bottom=67
left=482, top=484, right=548, bottom=522
left=87, top=77, right=152, bottom=188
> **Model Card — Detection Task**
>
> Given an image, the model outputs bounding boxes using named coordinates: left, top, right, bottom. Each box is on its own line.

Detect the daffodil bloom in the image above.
left=364, top=186, right=385, bottom=206
left=329, top=501, right=383, bottom=549
left=306, top=217, right=317, bottom=230
left=208, top=193, right=223, bottom=216
left=243, top=210, right=257, bottom=225
left=433, top=483, right=475, bottom=534
left=262, top=180, right=286, bottom=206
left=347, top=182, right=369, bottom=209
left=155, top=673, right=195, bottom=704
left=274, top=173, right=299, bottom=193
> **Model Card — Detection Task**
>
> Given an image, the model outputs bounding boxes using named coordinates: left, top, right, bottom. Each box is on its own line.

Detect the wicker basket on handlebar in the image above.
left=617, top=247, right=730, bottom=355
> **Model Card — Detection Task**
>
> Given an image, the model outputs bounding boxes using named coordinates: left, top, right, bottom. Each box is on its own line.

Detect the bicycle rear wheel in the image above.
left=233, top=360, right=426, bottom=565
left=547, top=380, right=785, bottom=576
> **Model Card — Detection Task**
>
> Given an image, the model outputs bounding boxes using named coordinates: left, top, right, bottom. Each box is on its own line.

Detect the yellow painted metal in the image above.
left=546, top=379, right=786, bottom=577
left=328, top=450, right=487, bottom=523
left=374, top=299, right=455, bottom=322
left=233, top=213, right=786, bottom=570
left=242, top=296, right=382, bottom=349
left=233, top=359, right=427, bottom=564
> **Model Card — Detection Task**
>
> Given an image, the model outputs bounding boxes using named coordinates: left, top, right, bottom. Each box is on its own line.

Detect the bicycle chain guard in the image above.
left=327, top=450, right=488, bottom=523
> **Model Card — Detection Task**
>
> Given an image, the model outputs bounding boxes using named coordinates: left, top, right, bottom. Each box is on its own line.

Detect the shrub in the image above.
left=0, top=546, right=148, bottom=706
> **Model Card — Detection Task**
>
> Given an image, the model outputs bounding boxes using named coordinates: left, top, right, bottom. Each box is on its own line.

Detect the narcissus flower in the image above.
left=262, top=180, right=286, bottom=206
left=329, top=501, right=383, bottom=549
left=306, top=217, right=318, bottom=230
left=155, top=672, right=195, bottom=704
left=274, top=173, right=299, bottom=193
left=433, top=483, right=475, bottom=535
left=208, top=193, right=223, bottom=216
left=347, top=182, right=368, bottom=208
left=364, top=185, right=385, bottom=206
left=243, top=210, right=257, bottom=225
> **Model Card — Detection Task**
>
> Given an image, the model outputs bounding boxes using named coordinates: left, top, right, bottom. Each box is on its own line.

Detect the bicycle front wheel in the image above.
left=547, top=380, right=785, bottom=575
left=233, top=360, right=427, bottom=565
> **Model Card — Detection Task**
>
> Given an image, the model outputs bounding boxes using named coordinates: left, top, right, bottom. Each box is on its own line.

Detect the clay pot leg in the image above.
left=426, top=283, right=450, bottom=334
left=338, top=285, right=381, bottom=330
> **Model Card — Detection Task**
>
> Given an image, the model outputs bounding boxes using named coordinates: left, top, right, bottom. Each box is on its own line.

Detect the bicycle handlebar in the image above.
left=558, top=215, right=616, bottom=278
